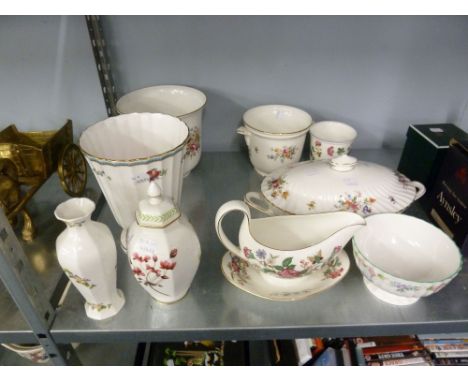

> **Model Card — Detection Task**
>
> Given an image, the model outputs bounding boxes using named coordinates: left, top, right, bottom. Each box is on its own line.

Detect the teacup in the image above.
left=116, top=85, right=206, bottom=176
left=238, top=105, right=312, bottom=176
left=309, top=121, right=357, bottom=160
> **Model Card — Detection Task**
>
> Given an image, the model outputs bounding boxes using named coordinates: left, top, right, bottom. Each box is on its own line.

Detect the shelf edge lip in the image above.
left=0, top=330, right=38, bottom=343
left=48, top=320, right=468, bottom=343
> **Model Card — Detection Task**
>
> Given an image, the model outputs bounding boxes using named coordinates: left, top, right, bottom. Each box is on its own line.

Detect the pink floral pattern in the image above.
left=334, top=191, right=376, bottom=215
left=185, top=126, right=201, bottom=158
left=30, top=349, right=49, bottom=363
left=132, top=168, right=167, bottom=184
left=266, top=176, right=289, bottom=199
left=312, top=140, right=348, bottom=160
left=228, top=255, right=250, bottom=285
left=130, top=249, right=178, bottom=296
left=311, top=139, right=322, bottom=158
left=322, top=249, right=345, bottom=280
left=242, top=246, right=334, bottom=278
left=267, top=145, right=298, bottom=162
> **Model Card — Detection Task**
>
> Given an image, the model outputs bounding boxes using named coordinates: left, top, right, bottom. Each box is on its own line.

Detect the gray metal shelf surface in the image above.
left=41, top=150, right=468, bottom=343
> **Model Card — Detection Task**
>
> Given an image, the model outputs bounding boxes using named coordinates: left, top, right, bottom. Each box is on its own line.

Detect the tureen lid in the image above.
left=260, top=155, right=425, bottom=216
left=136, top=181, right=180, bottom=228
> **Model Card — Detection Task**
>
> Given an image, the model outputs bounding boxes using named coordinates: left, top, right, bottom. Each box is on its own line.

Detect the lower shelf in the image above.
left=0, top=342, right=139, bottom=366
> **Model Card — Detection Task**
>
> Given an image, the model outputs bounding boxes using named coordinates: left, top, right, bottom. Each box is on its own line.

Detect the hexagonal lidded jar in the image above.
left=126, top=180, right=201, bottom=303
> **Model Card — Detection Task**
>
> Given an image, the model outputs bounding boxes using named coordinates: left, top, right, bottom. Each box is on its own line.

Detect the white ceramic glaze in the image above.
left=0, top=343, right=79, bottom=364
left=55, top=198, right=125, bottom=320
left=238, top=105, right=312, bottom=175
left=353, top=214, right=463, bottom=305
left=116, top=85, right=206, bottom=176
left=127, top=182, right=201, bottom=303
left=246, top=155, right=426, bottom=217
left=79, top=113, right=188, bottom=232
left=215, top=200, right=364, bottom=280
left=1, top=343, right=49, bottom=363
left=221, top=249, right=350, bottom=301
left=309, top=121, right=357, bottom=160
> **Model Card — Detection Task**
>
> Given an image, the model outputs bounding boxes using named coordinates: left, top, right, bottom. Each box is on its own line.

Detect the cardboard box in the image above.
left=398, top=124, right=468, bottom=194
left=429, top=139, right=468, bottom=248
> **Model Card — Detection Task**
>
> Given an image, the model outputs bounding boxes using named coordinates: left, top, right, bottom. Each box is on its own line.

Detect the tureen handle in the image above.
left=215, top=200, right=251, bottom=256
left=237, top=126, right=251, bottom=146
left=409, top=181, right=426, bottom=200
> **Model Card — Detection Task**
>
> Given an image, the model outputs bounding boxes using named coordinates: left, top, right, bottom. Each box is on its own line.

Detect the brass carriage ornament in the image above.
left=0, top=120, right=87, bottom=241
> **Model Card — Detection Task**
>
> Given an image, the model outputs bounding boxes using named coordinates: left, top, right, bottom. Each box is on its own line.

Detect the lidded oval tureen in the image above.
left=248, top=155, right=426, bottom=217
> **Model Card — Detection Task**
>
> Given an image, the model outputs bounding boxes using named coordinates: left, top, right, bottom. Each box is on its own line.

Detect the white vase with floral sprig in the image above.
left=55, top=198, right=125, bottom=320
left=126, top=181, right=201, bottom=303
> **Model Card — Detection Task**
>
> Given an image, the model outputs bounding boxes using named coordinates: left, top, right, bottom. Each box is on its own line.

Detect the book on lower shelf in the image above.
left=418, top=333, right=468, bottom=366
left=419, top=333, right=468, bottom=366
left=146, top=341, right=248, bottom=366
left=7, top=337, right=468, bottom=366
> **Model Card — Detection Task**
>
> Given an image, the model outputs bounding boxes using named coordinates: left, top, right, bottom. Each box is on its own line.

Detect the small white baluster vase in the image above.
left=54, top=198, right=125, bottom=320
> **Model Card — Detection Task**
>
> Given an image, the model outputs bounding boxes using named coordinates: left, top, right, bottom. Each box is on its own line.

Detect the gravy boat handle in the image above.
left=215, top=200, right=251, bottom=257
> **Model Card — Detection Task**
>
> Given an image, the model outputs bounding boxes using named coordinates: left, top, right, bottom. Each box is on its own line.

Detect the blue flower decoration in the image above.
left=255, top=249, right=267, bottom=259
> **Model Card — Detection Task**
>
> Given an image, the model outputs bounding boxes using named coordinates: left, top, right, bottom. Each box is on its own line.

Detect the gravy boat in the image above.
left=215, top=200, right=365, bottom=281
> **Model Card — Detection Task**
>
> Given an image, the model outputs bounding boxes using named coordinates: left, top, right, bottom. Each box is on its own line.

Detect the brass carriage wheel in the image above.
left=58, top=144, right=87, bottom=196
left=0, top=158, right=20, bottom=212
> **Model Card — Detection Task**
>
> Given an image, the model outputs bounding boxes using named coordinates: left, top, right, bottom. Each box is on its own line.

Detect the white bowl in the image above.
left=79, top=113, right=188, bottom=230
left=116, top=85, right=206, bottom=176
left=238, top=105, right=312, bottom=176
left=353, top=214, right=462, bottom=305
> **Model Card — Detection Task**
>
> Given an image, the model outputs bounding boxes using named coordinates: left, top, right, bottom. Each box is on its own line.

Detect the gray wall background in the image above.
left=1, top=16, right=468, bottom=150
left=0, top=16, right=105, bottom=136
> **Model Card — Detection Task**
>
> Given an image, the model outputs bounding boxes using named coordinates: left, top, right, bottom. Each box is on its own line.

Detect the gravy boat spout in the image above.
left=215, top=200, right=365, bottom=280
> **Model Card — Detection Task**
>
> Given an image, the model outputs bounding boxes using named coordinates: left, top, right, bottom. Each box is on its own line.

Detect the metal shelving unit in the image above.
left=1, top=16, right=467, bottom=365
left=1, top=149, right=467, bottom=365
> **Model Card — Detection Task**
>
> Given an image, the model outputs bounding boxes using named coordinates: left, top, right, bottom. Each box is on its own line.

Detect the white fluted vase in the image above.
left=54, top=198, right=125, bottom=320
left=79, top=113, right=188, bottom=249
left=116, top=85, right=206, bottom=176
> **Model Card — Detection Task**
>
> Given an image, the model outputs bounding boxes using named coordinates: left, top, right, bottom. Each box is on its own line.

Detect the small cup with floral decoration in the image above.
left=309, top=121, right=357, bottom=161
